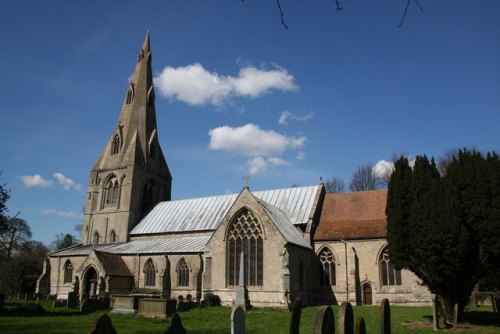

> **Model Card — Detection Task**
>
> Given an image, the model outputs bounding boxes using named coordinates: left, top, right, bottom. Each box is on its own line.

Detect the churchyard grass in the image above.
left=0, top=299, right=497, bottom=333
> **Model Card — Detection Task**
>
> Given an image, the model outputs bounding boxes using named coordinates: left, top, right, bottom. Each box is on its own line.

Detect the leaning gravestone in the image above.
left=91, top=314, right=117, bottom=334
left=289, top=298, right=302, bottom=334
left=380, top=298, right=391, bottom=334
left=231, top=306, right=245, bottom=334
left=165, top=313, right=186, bottom=334
left=314, top=305, right=334, bottom=334
left=67, top=291, right=78, bottom=309
left=339, top=302, right=354, bottom=334
left=355, top=317, right=366, bottom=334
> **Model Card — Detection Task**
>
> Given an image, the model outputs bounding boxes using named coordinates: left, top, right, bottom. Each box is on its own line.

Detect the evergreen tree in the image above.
left=387, top=150, right=500, bottom=324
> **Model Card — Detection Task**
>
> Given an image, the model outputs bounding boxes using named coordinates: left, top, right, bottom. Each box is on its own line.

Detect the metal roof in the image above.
left=130, top=185, right=320, bottom=235
left=50, top=235, right=211, bottom=257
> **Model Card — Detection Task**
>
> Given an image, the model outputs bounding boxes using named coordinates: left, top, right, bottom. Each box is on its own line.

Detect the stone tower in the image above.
left=81, top=32, right=172, bottom=244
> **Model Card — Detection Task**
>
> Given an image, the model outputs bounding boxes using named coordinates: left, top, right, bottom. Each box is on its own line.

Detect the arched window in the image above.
left=111, top=135, right=120, bottom=155
left=177, top=258, right=190, bottom=287
left=319, top=247, right=336, bottom=286
left=109, top=230, right=116, bottom=243
left=144, top=259, right=156, bottom=287
left=226, top=209, right=263, bottom=286
left=63, top=260, right=73, bottom=283
left=126, top=84, right=134, bottom=104
left=379, top=248, right=402, bottom=286
left=104, top=176, right=120, bottom=208
left=141, top=181, right=155, bottom=215
left=93, top=231, right=100, bottom=244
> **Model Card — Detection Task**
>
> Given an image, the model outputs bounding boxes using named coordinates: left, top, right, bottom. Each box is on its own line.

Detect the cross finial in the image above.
left=243, top=175, right=250, bottom=188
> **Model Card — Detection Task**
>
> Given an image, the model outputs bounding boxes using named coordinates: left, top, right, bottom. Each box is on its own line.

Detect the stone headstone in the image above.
left=289, top=298, right=301, bottom=334
left=166, top=299, right=177, bottom=316
left=231, top=306, right=245, bottom=334
left=355, top=317, right=366, bottom=334
left=91, top=314, right=117, bottom=334
left=339, top=302, right=354, bottom=334
left=165, top=313, right=186, bottom=334
left=380, top=298, right=391, bottom=334
left=314, top=305, right=334, bottom=334
left=68, top=292, right=78, bottom=309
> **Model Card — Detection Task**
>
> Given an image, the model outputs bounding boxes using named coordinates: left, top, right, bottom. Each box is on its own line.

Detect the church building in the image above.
left=36, top=33, right=432, bottom=307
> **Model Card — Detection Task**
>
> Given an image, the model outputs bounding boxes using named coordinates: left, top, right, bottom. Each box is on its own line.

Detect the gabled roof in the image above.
left=95, top=251, right=133, bottom=277
left=130, top=185, right=321, bottom=235
left=314, top=190, right=387, bottom=241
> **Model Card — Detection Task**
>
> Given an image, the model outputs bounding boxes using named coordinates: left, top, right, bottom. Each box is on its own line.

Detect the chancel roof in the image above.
left=314, top=190, right=388, bottom=241
left=130, top=185, right=321, bottom=235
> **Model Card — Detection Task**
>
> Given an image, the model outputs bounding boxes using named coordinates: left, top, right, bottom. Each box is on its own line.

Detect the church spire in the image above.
left=142, top=31, right=150, bottom=52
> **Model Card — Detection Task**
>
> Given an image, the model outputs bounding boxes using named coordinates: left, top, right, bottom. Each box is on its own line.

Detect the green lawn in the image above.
left=0, top=299, right=497, bottom=333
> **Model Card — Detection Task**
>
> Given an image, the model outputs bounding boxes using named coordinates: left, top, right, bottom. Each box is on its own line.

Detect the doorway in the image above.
left=83, top=266, right=98, bottom=298
left=362, top=283, right=372, bottom=305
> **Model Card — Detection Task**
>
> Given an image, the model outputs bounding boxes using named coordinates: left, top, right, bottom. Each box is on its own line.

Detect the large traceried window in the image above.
left=380, top=248, right=402, bottom=286
left=63, top=260, right=73, bottom=283
left=319, top=247, right=336, bottom=286
left=177, top=258, right=190, bottom=287
left=144, top=259, right=156, bottom=287
left=226, top=209, right=263, bottom=287
left=104, top=176, right=120, bottom=208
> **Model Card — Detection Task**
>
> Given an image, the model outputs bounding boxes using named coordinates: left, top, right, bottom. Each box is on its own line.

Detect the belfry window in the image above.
left=63, top=260, right=73, bottom=283
left=126, top=84, right=134, bottom=104
left=109, top=230, right=116, bottom=243
left=93, top=231, right=100, bottom=244
left=319, top=247, right=336, bottom=286
left=177, top=258, right=190, bottom=287
left=104, top=176, right=120, bottom=208
left=380, top=248, right=402, bottom=286
left=111, top=135, right=120, bottom=155
left=144, top=259, right=156, bottom=287
left=226, top=209, right=263, bottom=287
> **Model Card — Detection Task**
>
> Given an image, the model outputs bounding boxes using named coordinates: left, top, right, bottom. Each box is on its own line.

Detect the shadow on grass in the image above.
left=465, top=311, right=500, bottom=327
left=1, top=301, right=102, bottom=318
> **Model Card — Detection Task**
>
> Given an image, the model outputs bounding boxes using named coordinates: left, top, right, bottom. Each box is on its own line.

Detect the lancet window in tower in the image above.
left=111, top=135, right=120, bottom=155
left=319, top=247, right=336, bottom=286
left=144, top=259, right=156, bottom=287
left=126, top=84, right=135, bottom=104
left=379, top=247, right=402, bottom=286
left=103, top=176, right=120, bottom=208
left=93, top=231, right=100, bottom=244
left=177, top=258, right=190, bottom=287
left=109, top=230, right=116, bottom=243
left=226, top=209, right=263, bottom=287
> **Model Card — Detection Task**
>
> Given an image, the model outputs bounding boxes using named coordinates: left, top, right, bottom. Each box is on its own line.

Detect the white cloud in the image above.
left=53, top=172, right=82, bottom=191
left=209, top=124, right=306, bottom=175
left=296, top=151, right=306, bottom=161
left=278, top=111, right=315, bottom=125
left=372, top=160, right=395, bottom=178
left=154, top=63, right=297, bottom=106
left=19, top=174, right=53, bottom=188
left=209, top=123, right=306, bottom=157
left=41, top=209, right=79, bottom=219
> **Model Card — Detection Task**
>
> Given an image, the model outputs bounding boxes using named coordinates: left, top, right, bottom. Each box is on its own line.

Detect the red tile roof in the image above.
left=314, top=190, right=387, bottom=241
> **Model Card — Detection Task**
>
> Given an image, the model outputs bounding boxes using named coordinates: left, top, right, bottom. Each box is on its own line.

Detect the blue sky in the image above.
left=1, top=1, right=499, bottom=245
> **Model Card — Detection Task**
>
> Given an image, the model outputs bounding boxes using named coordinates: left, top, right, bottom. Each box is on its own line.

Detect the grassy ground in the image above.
left=0, top=299, right=498, bottom=333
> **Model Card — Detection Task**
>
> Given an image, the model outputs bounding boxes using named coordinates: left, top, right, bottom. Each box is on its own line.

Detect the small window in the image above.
left=380, top=248, right=402, bottom=286
left=63, top=260, right=73, bottom=283
left=319, top=247, right=336, bottom=286
left=144, top=259, right=156, bottom=287
left=93, top=231, right=100, bottom=244
left=109, top=230, right=116, bottom=243
left=111, top=135, right=120, bottom=155
left=126, top=84, right=135, bottom=104
left=177, top=258, right=190, bottom=287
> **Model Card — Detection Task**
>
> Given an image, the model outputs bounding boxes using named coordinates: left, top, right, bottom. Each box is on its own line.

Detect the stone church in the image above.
left=36, top=33, right=431, bottom=307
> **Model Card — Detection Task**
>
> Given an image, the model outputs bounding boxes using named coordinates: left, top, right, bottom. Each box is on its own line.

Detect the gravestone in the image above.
left=355, top=317, right=366, bottom=334
left=339, top=302, right=354, bottom=334
left=165, top=313, right=186, bottom=334
left=234, top=252, right=250, bottom=310
left=314, top=305, right=334, bottom=334
left=231, top=306, right=245, bottom=334
left=166, top=299, right=177, bottom=316
left=289, top=298, right=301, bottom=334
left=68, top=292, right=78, bottom=308
left=91, top=314, right=117, bottom=334
left=380, top=298, right=391, bottom=334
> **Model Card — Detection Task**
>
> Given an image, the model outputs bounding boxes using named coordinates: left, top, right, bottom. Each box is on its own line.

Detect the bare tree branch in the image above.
left=399, top=0, right=425, bottom=27
left=276, top=0, right=289, bottom=29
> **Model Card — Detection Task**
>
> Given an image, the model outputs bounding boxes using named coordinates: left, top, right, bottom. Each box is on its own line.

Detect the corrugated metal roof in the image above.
left=131, top=185, right=320, bottom=235
left=50, top=236, right=210, bottom=257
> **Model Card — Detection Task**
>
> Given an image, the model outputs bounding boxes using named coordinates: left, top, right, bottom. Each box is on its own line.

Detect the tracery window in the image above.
left=380, top=248, right=402, bottom=286
left=319, top=247, right=336, bottom=286
left=226, top=209, right=263, bottom=286
left=144, top=259, right=156, bottom=287
left=111, top=135, right=120, bottom=155
left=93, top=231, right=100, bottom=244
left=104, top=176, right=120, bottom=207
left=177, top=258, right=190, bottom=287
left=63, top=260, right=73, bottom=283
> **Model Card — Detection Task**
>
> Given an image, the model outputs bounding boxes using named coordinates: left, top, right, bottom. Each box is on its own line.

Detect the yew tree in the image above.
left=386, top=150, right=500, bottom=323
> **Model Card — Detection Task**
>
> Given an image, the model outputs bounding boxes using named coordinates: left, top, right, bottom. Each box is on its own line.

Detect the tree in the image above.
left=386, top=150, right=500, bottom=324
left=324, top=176, right=345, bottom=193
left=50, top=233, right=79, bottom=251
left=0, top=172, right=10, bottom=232
left=348, top=163, right=377, bottom=191
left=0, top=217, right=32, bottom=258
